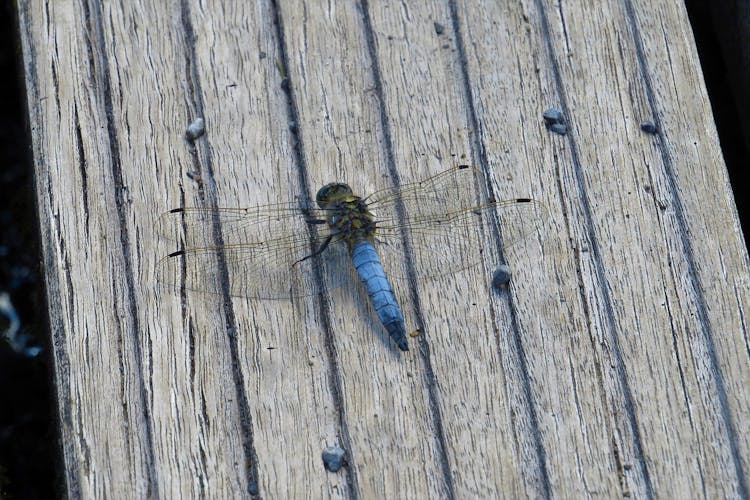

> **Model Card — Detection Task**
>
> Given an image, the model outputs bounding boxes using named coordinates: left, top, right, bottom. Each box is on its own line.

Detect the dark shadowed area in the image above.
left=0, top=1, right=58, bottom=498
left=684, top=0, right=750, bottom=244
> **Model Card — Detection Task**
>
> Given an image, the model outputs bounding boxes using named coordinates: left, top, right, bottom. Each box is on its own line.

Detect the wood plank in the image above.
left=364, top=2, right=555, bottom=497
left=15, top=0, right=749, bottom=497
left=274, top=2, right=452, bottom=497
left=19, top=2, right=159, bottom=496
left=448, top=1, right=623, bottom=496
left=530, top=0, right=749, bottom=495
left=179, top=2, right=350, bottom=497
left=627, top=0, right=750, bottom=492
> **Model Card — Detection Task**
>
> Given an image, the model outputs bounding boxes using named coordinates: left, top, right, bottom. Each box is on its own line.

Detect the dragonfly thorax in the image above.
left=316, top=182, right=376, bottom=247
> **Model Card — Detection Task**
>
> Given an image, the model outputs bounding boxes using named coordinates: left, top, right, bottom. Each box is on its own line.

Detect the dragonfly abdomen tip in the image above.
left=384, top=318, right=409, bottom=351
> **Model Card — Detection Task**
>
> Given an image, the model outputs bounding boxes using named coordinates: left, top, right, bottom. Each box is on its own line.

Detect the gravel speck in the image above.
left=542, top=108, right=564, bottom=125
left=549, top=123, right=568, bottom=135
left=492, top=264, right=513, bottom=289
left=640, top=120, right=657, bottom=134
left=322, top=446, right=347, bottom=472
left=185, top=118, right=205, bottom=141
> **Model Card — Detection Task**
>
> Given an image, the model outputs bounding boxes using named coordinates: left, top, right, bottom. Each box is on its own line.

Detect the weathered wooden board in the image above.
left=16, top=0, right=749, bottom=497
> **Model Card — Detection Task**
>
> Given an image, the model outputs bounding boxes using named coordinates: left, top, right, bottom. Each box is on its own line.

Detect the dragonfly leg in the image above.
left=293, top=233, right=334, bottom=267
left=304, top=217, right=327, bottom=225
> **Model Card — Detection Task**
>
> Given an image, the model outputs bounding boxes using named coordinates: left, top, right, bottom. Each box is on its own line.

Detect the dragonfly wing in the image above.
left=156, top=202, right=357, bottom=299
left=374, top=198, right=549, bottom=281
left=157, top=202, right=327, bottom=248
left=156, top=229, right=356, bottom=300
left=366, top=165, right=547, bottom=280
left=366, top=165, right=480, bottom=211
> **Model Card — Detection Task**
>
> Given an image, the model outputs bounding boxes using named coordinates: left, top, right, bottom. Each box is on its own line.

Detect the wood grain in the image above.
left=15, top=0, right=749, bottom=497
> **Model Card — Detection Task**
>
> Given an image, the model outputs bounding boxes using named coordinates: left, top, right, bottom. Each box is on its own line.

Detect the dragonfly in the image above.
left=157, top=165, right=547, bottom=352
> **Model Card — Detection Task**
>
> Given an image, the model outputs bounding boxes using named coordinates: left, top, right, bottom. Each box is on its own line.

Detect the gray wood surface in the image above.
left=16, top=0, right=750, bottom=497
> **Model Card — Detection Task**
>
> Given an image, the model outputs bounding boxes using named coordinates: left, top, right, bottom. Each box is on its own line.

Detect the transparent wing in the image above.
left=156, top=230, right=357, bottom=299
left=156, top=165, right=547, bottom=299
left=156, top=202, right=330, bottom=248
left=365, top=165, right=480, bottom=211
left=374, top=199, right=548, bottom=280
left=156, top=205, right=359, bottom=299
left=367, top=166, right=548, bottom=279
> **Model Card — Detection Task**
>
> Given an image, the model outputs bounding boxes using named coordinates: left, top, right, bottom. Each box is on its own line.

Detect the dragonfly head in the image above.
left=316, top=182, right=354, bottom=208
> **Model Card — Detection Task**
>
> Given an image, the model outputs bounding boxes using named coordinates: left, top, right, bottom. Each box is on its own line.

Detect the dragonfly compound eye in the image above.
left=316, top=182, right=353, bottom=208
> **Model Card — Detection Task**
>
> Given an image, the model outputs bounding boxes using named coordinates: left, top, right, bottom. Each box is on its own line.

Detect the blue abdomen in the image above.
left=351, top=240, right=408, bottom=351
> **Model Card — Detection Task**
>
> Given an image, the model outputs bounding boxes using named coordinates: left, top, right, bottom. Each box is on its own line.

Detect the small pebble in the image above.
left=248, top=480, right=259, bottom=496
left=640, top=120, right=657, bottom=134
left=542, top=108, right=564, bottom=125
left=322, top=446, right=347, bottom=472
left=492, top=264, right=513, bottom=289
left=434, top=22, right=445, bottom=35
left=185, top=117, right=205, bottom=141
left=548, top=123, right=567, bottom=135
left=280, top=77, right=290, bottom=92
